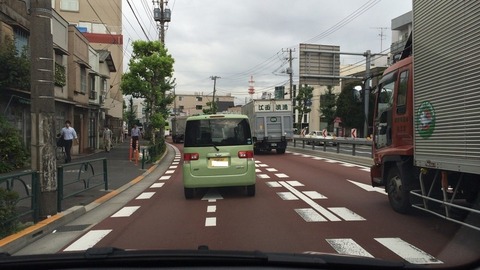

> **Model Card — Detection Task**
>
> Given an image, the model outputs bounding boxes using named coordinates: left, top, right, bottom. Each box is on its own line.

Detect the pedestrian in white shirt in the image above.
left=103, top=125, right=112, bottom=152
left=131, top=124, right=141, bottom=151
left=60, top=120, right=78, bottom=163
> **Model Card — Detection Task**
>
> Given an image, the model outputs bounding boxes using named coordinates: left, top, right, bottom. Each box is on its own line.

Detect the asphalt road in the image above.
left=13, top=142, right=480, bottom=267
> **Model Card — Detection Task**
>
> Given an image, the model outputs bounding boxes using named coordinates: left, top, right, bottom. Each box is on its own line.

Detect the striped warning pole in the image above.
left=129, top=138, right=133, bottom=161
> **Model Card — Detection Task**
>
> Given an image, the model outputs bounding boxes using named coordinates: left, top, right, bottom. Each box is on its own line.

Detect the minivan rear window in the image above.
left=184, top=118, right=252, bottom=147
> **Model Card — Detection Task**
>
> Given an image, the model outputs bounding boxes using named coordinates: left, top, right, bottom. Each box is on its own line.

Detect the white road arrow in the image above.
left=347, top=180, right=387, bottom=195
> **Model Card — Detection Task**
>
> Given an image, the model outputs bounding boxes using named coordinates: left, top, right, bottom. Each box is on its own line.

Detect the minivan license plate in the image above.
left=271, top=143, right=277, bottom=147
left=209, top=157, right=228, bottom=167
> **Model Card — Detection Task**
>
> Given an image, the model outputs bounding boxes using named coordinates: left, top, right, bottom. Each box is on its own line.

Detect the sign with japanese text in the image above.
left=254, top=100, right=291, bottom=112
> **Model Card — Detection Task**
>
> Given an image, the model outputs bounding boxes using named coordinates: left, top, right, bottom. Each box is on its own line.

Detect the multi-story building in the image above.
left=53, top=0, right=124, bottom=137
left=170, top=92, right=235, bottom=116
left=0, top=1, right=118, bottom=154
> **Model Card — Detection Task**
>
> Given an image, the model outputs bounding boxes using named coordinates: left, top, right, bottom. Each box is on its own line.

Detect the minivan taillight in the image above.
left=184, top=153, right=199, bottom=163
left=238, top=150, right=254, bottom=159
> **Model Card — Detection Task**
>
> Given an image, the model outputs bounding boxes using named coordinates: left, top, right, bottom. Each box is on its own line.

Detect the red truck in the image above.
left=370, top=1, right=480, bottom=230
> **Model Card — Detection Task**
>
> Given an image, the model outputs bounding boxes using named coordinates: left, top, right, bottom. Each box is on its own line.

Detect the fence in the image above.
left=292, top=136, right=373, bottom=157
left=57, top=158, right=108, bottom=212
left=0, top=170, right=40, bottom=233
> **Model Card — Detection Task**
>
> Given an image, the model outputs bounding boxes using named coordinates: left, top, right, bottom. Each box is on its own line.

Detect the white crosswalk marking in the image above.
left=303, top=191, right=327, bottom=199
left=111, top=206, right=140, bottom=217
left=266, top=168, right=278, bottom=172
left=327, top=239, right=374, bottom=257
left=279, top=181, right=340, bottom=221
left=159, top=175, right=171, bottom=180
left=205, top=217, right=216, bottom=227
left=375, top=238, right=443, bottom=264
left=257, top=174, right=270, bottom=179
left=266, top=181, right=282, bottom=187
left=275, top=173, right=289, bottom=178
left=295, top=208, right=327, bottom=222
left=286, top=180, right=303, bottom=186
left=150, top=183, right=165, bottom=188
left=277, top=192, right=298, bottom=200
left=327, top=207, right=365, bottom=221
left=64, top=230, right=111, bottom=251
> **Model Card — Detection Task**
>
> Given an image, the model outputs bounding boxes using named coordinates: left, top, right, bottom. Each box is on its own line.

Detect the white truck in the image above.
left=241, top=99, right=293, bottom=154
left=370, top=1, right=480, bottom=230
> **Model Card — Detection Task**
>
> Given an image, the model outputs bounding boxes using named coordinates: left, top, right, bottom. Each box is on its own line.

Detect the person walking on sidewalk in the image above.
left=103, top=125, right=113, bottom=152
left=60, top=120, right=78, bottom=163
left=131, top=124, right=141, bottom=152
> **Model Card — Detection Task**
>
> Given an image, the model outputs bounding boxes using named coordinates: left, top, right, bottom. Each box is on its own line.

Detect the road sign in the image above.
left=351, top=128, right=357, bottom=138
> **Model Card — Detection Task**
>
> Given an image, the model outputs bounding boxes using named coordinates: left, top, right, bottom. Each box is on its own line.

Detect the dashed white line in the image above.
left=63, top=230, right=112, bottom=251
left=135, top=192, right=155, bottom=200
left=164, top=170, right=175, bottom=174
left=286, top=180, right=303, bottom=186
left=266, top=168, right=278, bottom=172
left=205, top=217, right=216, bottom=227
left=257, top=174, right=270, bottom=179
left=303, top=191, right=327, bottom=199
left=111, top=206, right=140, bottom=218
left=150, top=183, right=165, bottom=188
left=266, top=181, right=282, bottom=187
left=277, top=192, right=298, bottom=200
left=207, top=205, right=216, bottom=213
left=275, top=173, right=289, bottom=178
left=169, top=165, right=178, bottom=169
left=158, top=175, right=171, bottom=180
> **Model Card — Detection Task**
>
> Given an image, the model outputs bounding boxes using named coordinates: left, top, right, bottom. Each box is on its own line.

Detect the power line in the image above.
left=125, top=0, right=151, bottom=41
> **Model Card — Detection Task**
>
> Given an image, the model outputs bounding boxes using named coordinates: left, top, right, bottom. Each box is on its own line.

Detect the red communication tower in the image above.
left=248, top=75, right=255, bottom=96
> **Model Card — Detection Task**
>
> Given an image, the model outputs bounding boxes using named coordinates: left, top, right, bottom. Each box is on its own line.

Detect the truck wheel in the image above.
left=276, top=148, right=286, bottom=154
left=246, top=184, right=255, bottom=196
left=184, top=187, right=194, bottom=199
left=386, top=166, right=411, bottom=213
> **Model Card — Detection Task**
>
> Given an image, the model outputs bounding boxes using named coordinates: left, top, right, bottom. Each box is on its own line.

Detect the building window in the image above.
left=179, top=105, right=184, bottom=111
left=89, top=74, right=96, bottom=100
left=196, top=96, right=202, bottom=102
left=60, top=0, right=79, bottom=11
left=196, top=105, right=203, bottom=110
left=80, top=67, right=87, bottom=94
left=178, top=96, right=183, bottom=101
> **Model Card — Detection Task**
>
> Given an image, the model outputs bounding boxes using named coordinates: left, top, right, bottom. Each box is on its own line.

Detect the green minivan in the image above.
left=182, top=114, right=256, bottom=199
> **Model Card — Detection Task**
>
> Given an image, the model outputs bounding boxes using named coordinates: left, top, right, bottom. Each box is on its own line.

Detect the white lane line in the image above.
left=255, top=169, right=262, bottom=172
left=164, top=170, right=175, bottom=174
left=150, top=183, right=165, bottom=188
left=328, top=207, right=365, bottom=221
left=172, top=162, right=179, bottom=165
left=375, top=238, right=442, bottom=264
left=255, top=160, right=261, bottom=163
left=136, top=192, right=155, bottom=200
left=312, top=157, right=324, bottom=160
left=169, top=165, right=178, bottom=169
left=301, top=154, right=313, bottom=158
left=286, top=180, right=303, bottom=186
left=340, top=162, right=356, bottom=167
left=295, top=208, right=327, bottom=222
left=279, top=181, right=341, bottom=221
left=360, top=168, right=370, bottom=172
left=205, top=217, right=216, bottom=227
left=275, top=173, right=289, bottom=178
left=63, top=230, right=112, bottom=251
left=347, top=180, right=387, bottom=195
left=257, top=174, right=270, bottom=179
left=266, top=181, right=282, bottom=188
left=266, top=168, right=278, bottom=172
left=258, top=164, right=269, bottom=167
left=159, top=175, right=171, bottom=180
left=277, top=192, right=298, bottom=200
left=325, top=159, right=340, bottom=163
left=207, top=205, right=216, bottom=213
left=303, top=191, right=327, bottom=199
left=111, top=206, right=140, bottom=218
left=326, top=239, right=374, bottom=258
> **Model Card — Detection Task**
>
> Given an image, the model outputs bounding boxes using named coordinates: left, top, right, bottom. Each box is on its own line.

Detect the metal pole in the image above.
left=364, top=50, right=371, bottom=138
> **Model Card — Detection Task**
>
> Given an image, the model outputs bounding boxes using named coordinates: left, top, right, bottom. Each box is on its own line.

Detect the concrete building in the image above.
left=53, top=0, right=124, bottom=137
left=170, top=92, right=235, bottom=116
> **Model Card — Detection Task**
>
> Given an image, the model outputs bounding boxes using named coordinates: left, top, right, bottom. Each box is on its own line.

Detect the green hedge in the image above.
left=0, top=116, right=29, bottom=173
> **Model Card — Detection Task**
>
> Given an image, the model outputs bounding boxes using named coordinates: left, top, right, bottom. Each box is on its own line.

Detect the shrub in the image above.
left=0, top=116, right=29, bottom=173
left=0, top=188, right=19, bottom=238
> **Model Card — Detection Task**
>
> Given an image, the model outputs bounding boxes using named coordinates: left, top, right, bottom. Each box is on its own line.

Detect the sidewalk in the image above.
left=0, top=138, right=171, bottom=254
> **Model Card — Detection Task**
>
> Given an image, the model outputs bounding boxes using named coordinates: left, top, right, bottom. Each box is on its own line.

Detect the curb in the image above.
left=0, top=147, right=169, bottom=255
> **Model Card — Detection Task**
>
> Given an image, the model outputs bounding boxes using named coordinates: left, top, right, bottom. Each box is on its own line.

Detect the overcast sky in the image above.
left=122, top=0, right=412, bottom=105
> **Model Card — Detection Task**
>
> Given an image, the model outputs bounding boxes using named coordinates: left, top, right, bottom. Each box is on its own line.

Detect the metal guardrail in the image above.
left=57, top=158, right=108, bottom=212
left=292, top=136, right=373, bottom=157
left=0, top=170, right=40, bottom=229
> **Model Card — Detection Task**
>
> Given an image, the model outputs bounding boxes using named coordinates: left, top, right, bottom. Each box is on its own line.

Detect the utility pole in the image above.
left=153, top=0, right=171, bottom=43
left=29, top=0, right=57, bottom=217
left=210, top=76, right=220, bottom=114
left=363, top=50, right=371, bottom=138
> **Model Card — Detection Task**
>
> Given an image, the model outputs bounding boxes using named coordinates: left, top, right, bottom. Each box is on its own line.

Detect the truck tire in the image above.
left=386, top=166, right=411, bottom=213
left=276, top=148, right=286, bottom=154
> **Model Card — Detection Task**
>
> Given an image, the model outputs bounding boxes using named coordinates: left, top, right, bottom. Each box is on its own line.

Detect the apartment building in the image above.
left=0, top=1, right=118, bottom=154
left=53, top=0, right=124, bottom=136
left=170, top=93, right=235, bottom=116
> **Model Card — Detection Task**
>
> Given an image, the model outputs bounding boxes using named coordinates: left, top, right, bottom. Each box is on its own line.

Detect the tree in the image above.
left=202, top=101, right=218, bottom=115
left=0, top=37, right=30, bottom=90
left=294, top=84, right=314, bottom=131
left=319, top=86, right=337, bottom=131
left=335, top=81, right=364, bottom=136
left=120, top=41, right=175, bottom=145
